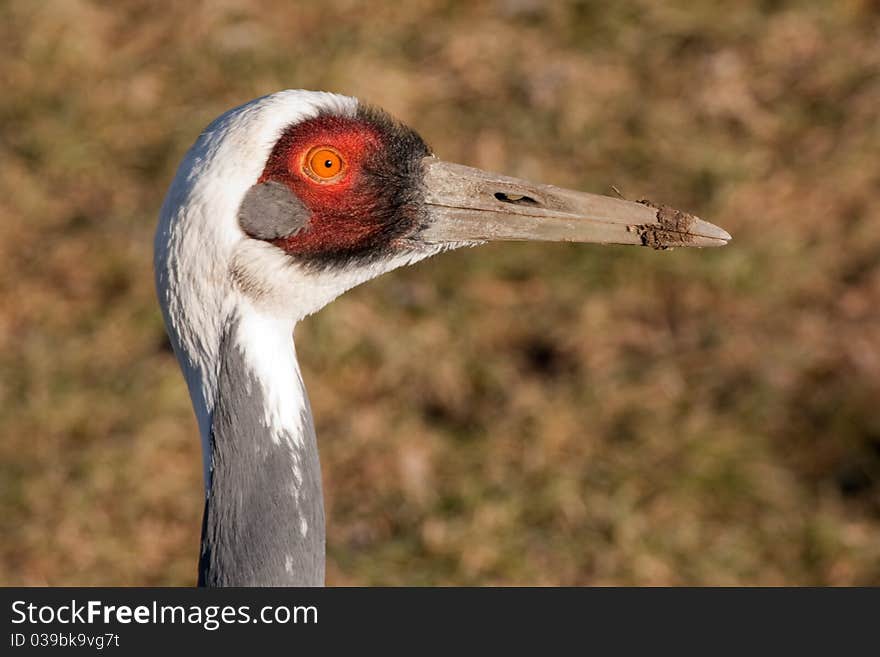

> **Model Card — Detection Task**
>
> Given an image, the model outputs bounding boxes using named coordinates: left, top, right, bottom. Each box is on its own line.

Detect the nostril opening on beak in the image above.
left=494, top=192, right=540, bottom=206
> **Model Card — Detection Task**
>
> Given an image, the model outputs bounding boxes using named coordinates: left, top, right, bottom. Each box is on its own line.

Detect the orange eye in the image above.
left=304, top=147, right=345, bottom=181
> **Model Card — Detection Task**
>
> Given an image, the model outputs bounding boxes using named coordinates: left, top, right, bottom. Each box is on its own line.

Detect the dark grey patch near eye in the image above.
left=238, top=181, right=309, bottom=240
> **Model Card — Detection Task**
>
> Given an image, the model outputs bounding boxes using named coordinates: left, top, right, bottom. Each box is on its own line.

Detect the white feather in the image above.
left=155, top=90, right=358, bottom=487
left=155, top=90, right=448, bottom=490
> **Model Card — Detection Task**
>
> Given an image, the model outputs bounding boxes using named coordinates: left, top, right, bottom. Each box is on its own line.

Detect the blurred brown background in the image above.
left=1, top=0, right=879, bottom=585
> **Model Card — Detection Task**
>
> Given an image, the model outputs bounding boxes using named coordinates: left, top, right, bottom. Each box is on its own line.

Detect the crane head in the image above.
left=155, top=90, right=729, bottom=432
left=158, top=90, right=728, bottom=322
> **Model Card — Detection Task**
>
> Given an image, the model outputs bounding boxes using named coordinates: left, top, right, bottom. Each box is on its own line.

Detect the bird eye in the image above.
left=304, top=147, right=345, bottom=182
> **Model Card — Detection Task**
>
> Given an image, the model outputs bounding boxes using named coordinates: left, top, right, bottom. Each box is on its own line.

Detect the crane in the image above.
left=154, top=90, right=730, bottom=586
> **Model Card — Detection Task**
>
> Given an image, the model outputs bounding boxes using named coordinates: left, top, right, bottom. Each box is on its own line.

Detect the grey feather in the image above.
left=199, top=316, right=325, bottom=586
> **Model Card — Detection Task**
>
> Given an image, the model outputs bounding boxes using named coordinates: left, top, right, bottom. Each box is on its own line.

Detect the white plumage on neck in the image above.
left=232, top=300, right=305, bottom=449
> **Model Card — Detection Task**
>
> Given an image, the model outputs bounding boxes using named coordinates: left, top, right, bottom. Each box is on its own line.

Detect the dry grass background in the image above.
left=1, top=0, right=879, bottom=585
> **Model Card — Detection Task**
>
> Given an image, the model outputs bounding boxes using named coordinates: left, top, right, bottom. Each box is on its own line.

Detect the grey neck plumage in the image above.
left=198, top=316, right=325, bottom=586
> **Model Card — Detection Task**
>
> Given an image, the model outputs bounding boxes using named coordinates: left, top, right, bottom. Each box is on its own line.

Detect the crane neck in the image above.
left=198, top=304, right=325, bottom=586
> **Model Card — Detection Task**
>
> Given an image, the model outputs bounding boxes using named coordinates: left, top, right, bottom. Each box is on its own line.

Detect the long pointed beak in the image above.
left=417, top=158, right=731, bottom=249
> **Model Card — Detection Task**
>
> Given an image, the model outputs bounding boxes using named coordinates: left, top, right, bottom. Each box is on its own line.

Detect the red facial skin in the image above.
left=258, top=115, right=389, bottom=256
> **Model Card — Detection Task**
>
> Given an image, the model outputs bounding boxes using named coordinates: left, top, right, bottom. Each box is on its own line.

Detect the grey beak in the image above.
left=417, top=158, right=731, bottom=249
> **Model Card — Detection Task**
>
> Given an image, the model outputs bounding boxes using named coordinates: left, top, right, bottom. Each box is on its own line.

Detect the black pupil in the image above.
left=324, top=159, right=333, bottom=168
